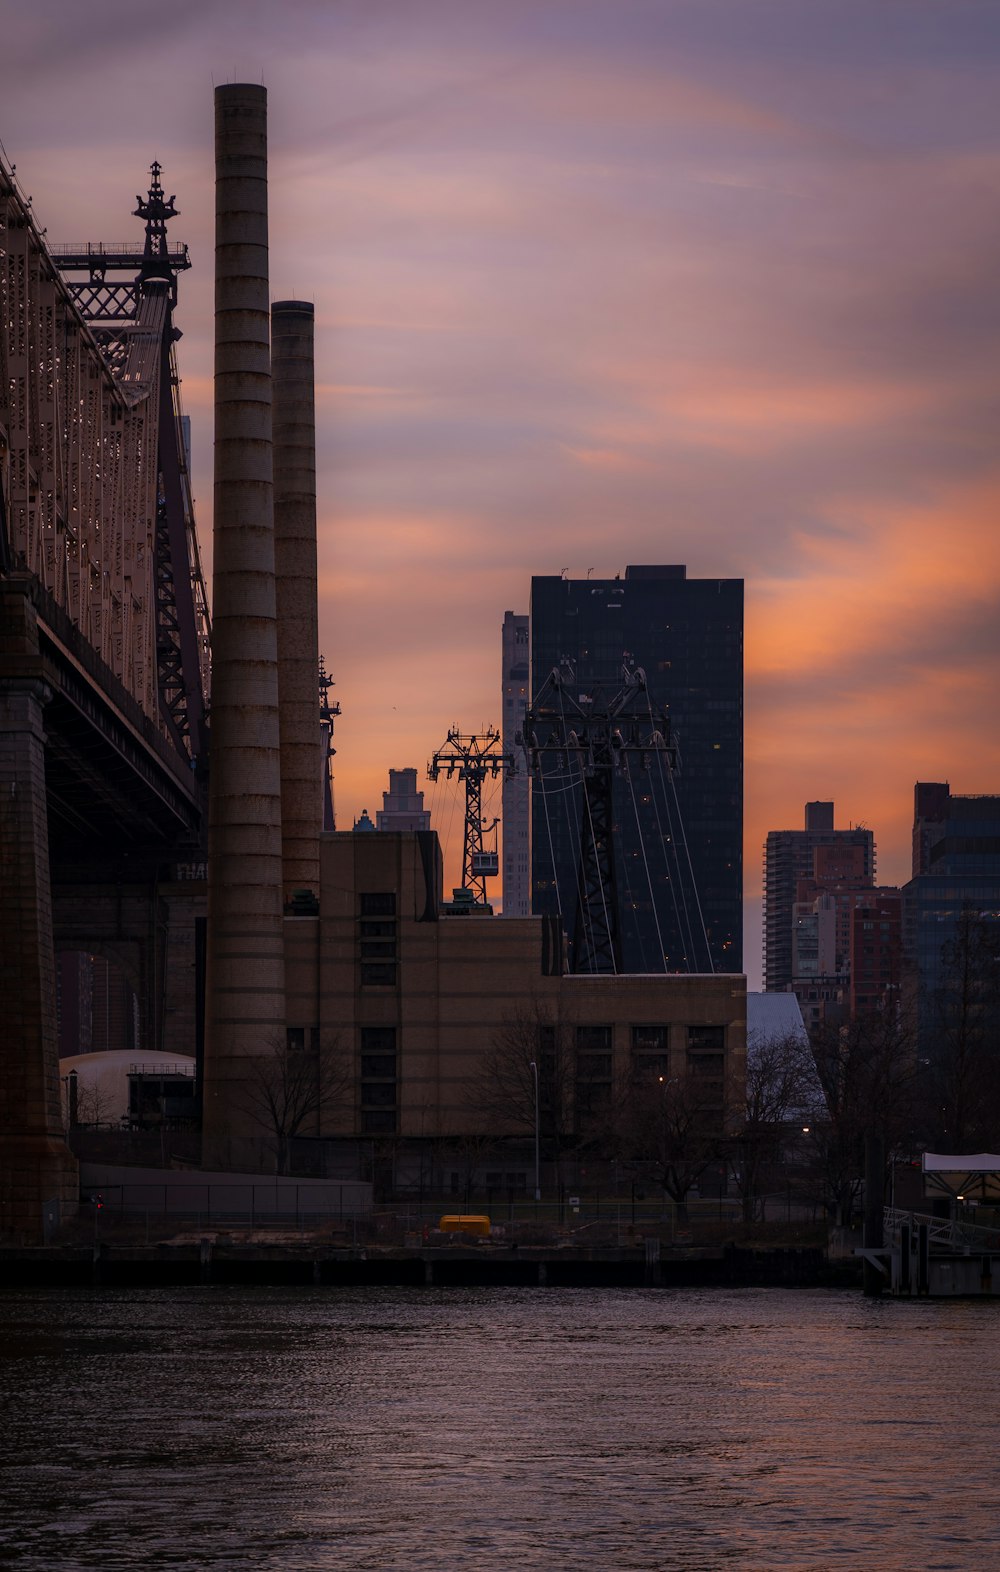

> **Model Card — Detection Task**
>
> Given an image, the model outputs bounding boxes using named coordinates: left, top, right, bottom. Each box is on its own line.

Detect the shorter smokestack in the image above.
left=272, top=300, right=322, bottom=901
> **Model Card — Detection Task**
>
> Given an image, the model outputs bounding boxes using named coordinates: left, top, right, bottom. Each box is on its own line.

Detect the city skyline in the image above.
left=6, top=1, right=999, bottom=987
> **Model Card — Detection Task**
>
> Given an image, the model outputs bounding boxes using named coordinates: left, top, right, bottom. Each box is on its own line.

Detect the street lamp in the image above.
left=529, top=1059, right=541, bottom=1201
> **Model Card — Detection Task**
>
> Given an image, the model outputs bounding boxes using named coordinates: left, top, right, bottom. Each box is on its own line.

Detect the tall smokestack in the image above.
left=272, top=300, right=321, bottom=901
left=203, top=83, right=285, bottom=1168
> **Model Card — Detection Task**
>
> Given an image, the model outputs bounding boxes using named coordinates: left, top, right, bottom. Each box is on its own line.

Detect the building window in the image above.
left=361, top=1110, right=396, bottom=1134
left=360, top=962, right=397, bottom=986
left=686, top=1053, right=724, bottom=1078
left=359, top=899, right=397, bottom=985
left=361, top=1026, right=395, bottom=1052
left=360, top=938, right=396, bottom=959
left=361, top=1055, right=396, bottom=1078
left=632, top=1024, right=668, bottom=1078
left=575, top=1078, right=611, bottom=1121
left=632, top=1024, right=666, bottom=1052
left=577, top=1054, right=612, bottom=1082
left=361, top=1083, right=396, bottom=1108
left=360, top=1026, right=397, bottom=1135
left=687, top=1025, right=725, bottom=1051
left=577, top=1024, right=612, bottom=1052
left=575, top=1027, right=613, bottom=1128
left=633, top=1053, right=669, bottom=1079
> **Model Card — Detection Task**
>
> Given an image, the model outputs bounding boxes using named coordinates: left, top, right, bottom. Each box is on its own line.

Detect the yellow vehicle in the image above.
left=438, top=1214, right=491, bottom=1238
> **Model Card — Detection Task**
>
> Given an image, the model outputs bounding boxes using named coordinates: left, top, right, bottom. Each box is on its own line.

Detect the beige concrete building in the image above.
left=283, top=831, right=746, bottom=1167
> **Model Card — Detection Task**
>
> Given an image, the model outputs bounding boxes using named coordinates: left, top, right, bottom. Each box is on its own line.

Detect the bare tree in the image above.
left=620, top=1073, right=725, bottom=1224
left=737, top=1029, right=817, bottom=1222
left=809, top=1001, right=922, bottom=1225
left=436, top=1130, right=500, bottom=1205
left=239, top=1034, right=348, bottom=1175
left=73, top=1078, right=117, bottom=1128
left=470, top=1002, right=575, bottom=1187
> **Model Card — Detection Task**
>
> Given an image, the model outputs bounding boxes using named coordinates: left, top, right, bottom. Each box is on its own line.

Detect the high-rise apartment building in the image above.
left=529, top=566, right=743, bottom=974
left=56, top=952, right=139, bottom=1056
left=849, top=890, right=903, bottom=1018
left=501, top=612, right=530, bottom=917
left=764, top=802, right=875, bottom=995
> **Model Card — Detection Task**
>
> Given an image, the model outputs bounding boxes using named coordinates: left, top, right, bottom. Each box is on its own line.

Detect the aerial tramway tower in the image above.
left=428, top=727, right=516, bottom=905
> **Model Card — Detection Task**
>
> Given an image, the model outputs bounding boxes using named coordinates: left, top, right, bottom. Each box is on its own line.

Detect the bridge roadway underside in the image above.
left=0, top=575, right=204, bottom=1241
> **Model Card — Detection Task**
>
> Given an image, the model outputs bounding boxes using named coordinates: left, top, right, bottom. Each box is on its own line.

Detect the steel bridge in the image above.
left=1, top=154, right=211, bottom=1238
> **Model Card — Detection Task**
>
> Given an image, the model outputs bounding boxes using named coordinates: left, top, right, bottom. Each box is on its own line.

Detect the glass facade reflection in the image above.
left=903, top=785, right=1000, bottom=1050
left=529, top=566, right=742, bottom=974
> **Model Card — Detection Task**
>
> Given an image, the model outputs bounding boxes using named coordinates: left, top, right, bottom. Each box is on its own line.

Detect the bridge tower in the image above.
left=1, top=146, right=209, bottom=1238
left=54, top=163, right=211, bottom=760
left=318, top=656, right=341, bottom=831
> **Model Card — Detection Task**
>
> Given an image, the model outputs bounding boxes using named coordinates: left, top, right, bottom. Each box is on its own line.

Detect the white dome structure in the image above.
left=60, top=1050, right=196, bottom=1126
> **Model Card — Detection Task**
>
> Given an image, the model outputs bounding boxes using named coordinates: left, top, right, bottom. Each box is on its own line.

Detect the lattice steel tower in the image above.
left=428, top=728, right=516, bottom=905
left=521, top=663, right=694, bottom=974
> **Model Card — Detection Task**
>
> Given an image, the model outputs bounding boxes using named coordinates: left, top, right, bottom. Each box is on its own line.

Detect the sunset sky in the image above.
left=6, top=0, right=1000, bottom=985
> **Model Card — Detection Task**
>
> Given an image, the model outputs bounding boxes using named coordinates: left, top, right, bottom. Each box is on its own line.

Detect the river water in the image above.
left=0, top=1286, right=996, bottom=1570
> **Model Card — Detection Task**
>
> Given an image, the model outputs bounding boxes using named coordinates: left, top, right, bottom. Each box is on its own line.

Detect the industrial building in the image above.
left=279, top=829, right=747, bottom=1189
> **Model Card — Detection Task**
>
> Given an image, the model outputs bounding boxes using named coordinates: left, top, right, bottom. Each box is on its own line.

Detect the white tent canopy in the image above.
left=922, top=1154, right=1000, bottom=1201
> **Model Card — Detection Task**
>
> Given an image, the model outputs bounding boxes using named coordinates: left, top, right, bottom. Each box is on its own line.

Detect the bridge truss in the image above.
left=0, top=146, right=217, bottom=1239
left=0, top=155, right=210, bottom=764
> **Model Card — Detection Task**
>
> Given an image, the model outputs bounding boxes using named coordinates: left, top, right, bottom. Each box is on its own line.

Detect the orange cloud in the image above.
left=750, top=477, right=1000, bottom=679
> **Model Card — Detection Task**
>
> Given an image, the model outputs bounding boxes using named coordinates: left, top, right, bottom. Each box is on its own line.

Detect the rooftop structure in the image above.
left=376, top=768, right=431, bottom=832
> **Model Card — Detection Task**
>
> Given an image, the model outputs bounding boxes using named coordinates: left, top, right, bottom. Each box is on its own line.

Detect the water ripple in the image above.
left=1, top=1286, right=997, bottom=1569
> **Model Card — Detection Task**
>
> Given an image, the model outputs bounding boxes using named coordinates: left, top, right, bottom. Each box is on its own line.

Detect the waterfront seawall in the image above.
left=1, top=1242, right=860, bottom=1290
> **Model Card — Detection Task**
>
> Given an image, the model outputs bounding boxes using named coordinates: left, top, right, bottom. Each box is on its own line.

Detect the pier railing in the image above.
left=884, top=1207, right=1000, bottom=1253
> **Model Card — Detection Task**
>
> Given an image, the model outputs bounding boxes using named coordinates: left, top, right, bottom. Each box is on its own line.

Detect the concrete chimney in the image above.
left=203, top=83, right=286, bottom=1168
left=272, top=300, right=321, bottom=901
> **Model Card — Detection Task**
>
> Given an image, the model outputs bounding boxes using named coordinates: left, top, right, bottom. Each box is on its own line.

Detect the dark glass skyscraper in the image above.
left=904, top=782, right=1000, bottom=1035
left=529, top=565, right=743, bottom=974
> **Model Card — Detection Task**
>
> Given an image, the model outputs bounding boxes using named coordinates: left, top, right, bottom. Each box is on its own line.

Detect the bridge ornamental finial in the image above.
left=134, top=160, right=178, bottom=264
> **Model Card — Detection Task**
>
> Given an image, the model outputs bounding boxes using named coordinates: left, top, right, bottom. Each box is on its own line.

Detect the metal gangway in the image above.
left=875, top=1207, right=1000, bottom=1296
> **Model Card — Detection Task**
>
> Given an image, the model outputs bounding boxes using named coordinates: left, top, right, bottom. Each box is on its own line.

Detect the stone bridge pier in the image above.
left=0, top=586, right=78, bottom=1239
